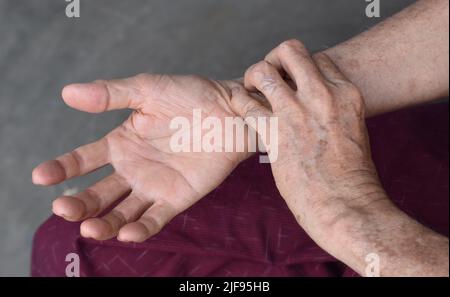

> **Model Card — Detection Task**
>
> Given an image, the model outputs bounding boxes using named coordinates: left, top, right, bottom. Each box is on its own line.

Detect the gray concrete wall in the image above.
left=0, top=0, right=416, bottom=276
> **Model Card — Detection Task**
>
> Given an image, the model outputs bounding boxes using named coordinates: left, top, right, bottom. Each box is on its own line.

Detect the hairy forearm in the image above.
left=322, top=0, right=449, bottom=117
left=325, top=198, right=449, bottom=277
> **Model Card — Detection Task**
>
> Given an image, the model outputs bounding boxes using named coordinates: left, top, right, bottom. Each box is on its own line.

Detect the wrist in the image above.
left=304, top=195, right=393, bottom=275
left=284, top=170, right=389, bottom=226
left=284, top=180, right=392, bottom=254
left=323, top=198, right=449, bottom=276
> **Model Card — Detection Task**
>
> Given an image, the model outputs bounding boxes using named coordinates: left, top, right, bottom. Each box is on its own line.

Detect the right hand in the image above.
left=230, top=40, right=387, bottom=243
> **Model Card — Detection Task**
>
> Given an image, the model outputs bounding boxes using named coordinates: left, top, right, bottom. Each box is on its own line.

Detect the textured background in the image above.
left=0, top=0, right=417, bottom=276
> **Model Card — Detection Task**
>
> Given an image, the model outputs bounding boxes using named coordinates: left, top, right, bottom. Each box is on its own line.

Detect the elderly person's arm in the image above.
left=231, top=40, right=449, bottom=277
left=323, top=0, right=449, bottom=117
left=32, top=0, right=449, bottom=245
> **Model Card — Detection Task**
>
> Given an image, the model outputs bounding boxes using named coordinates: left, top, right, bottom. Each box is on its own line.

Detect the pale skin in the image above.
left=32, top=75, right=246, bottom=242
left=32, top=0, right=448, bottom=275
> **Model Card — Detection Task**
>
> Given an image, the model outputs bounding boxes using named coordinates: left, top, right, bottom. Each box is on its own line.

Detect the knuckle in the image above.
left=244, top=63, right=258, bottom=81
left=278, top=39, right=307, bottom=55
left=134, top=73, right=151, bottom=81
left=68, top=150, right=84, bottom=175
left=312, top=52, right=329, bottom=64
left=280, top=39, right=304, bottom=50
left=143, top=216, right=163, bottom=233
left=110, top=209, right=127, bottom=225
left=246, top=61, right=279, bottom=88
left=248, top=61, right=272, bottom=75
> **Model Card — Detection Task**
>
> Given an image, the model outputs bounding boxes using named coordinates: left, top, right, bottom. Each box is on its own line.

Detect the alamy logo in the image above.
left=65, top=253, right=80, bottom=277
left=65, top=0, right=80, bottom=18
left=365, top=253, right=380, bottom=277
left=169, top=109, right=279, bottom=163
left=365, top=0, right=381, bottom=18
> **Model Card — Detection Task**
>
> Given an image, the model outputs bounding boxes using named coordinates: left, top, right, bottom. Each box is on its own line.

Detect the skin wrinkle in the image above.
left=40, top=71, right=257, bottom=242
left=115, top=119, right=204, bottom=200
left=82, top=189, right=102, bottom=217
left=109, top=209, right=128, bottom=228
left=260, top=76, right=279, bottom=95
left=231, top=35, right=449, bottom=276
left=31, top=0, right=448, bottom=275
left=65, top=150, right=84, bottom=177
left=101, top=81, right=113, bottom=112
left=52, top=160, right=67, bottom=182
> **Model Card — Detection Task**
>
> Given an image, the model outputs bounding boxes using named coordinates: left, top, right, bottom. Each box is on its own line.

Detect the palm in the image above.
left=32, top=74, right=245, bottom=242
left=108, top=76, right=241, bottom=213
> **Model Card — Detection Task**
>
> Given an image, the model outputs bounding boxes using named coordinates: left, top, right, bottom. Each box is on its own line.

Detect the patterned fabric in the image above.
left=31, top=103, right=449, bottom=277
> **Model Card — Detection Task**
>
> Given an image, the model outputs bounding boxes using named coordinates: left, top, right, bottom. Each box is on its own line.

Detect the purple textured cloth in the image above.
left=31, top=103, right=449, bottom=277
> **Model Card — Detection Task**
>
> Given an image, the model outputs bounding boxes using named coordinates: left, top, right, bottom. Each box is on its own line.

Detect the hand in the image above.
left=230, top=40, right=388, bottom=246
left=32, top=74, right=247, bottom=242
left=232, top=40, right=450, bottom=277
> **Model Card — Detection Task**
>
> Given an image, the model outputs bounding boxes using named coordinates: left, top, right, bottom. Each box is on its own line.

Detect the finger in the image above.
left=313, top=53, right=348, bottom=83
left=32, top=138, right=109, bottom=186
left=117, top=201, right=178, bottom=243
left=230, top=86, right=272, bottom=124
left=265, top=40, right=324, bottom=93
left=230, top=87, right=275, bottom=156
left=61, top=74, right=155, bottom=113
left=52, top=173, right=130, bottom=221
left=80, top=193, right=151, bottom=240
left=244, top=61, right=296, bottom=111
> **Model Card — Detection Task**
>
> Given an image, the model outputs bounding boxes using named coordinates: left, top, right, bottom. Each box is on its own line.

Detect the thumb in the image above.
left=61, top=74, right=153, bottom=113
left=230, top=87, right=277, bottom=163
left=230, top=86, right=272, bottom=131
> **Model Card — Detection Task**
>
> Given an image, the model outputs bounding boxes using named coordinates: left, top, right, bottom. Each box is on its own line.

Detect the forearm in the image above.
left=322, top=0, right=449, bottom=117
left=325, top=198, right=449, bottom=277
left=316, top=2, right=450, bottom=273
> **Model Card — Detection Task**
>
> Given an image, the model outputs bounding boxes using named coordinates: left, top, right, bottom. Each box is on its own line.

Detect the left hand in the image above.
left=32, top=74, right=249, bottom=243
left=232, top=40, right=450, bottom=277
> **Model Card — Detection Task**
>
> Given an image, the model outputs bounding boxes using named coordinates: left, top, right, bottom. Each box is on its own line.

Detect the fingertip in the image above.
left=80, top=218, right=114, bottom=240
left=117, top=222, right=150, bottom=243
left=32, top=160, right=66, bottom=186
left=32, top=166, right=43, bottom=185
left=52, top=196, right=86, bottom=222
left=62, top=83, right=108, bottom=113
left=61, top=84, right=79, bottom=107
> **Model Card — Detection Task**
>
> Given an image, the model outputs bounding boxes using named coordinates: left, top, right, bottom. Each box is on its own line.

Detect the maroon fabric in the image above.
left=31, top=102, right=449, bottom=277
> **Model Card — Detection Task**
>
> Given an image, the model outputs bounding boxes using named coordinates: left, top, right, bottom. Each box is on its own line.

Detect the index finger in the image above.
left=265, top=40, right=325, bottom=94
